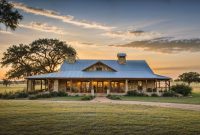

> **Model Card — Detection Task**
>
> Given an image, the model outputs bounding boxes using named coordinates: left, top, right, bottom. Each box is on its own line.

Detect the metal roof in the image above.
left=60, top=60, right=154, bottom=72
left=27, top=60, right=170, bottom=80
left=27, top=71, right=170, bottom=79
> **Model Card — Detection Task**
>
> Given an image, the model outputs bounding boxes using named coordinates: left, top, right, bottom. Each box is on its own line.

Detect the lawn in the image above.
left=120, top=83, right=200, bottom=104
left=0, top=100, right=199, bottom=135
left=39, top=96, right=83, bottom=101
left=121, top=92, right=200, bottom=104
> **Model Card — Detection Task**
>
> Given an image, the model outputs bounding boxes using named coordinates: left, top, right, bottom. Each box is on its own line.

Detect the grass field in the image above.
left=121, top=92, right=200, bottom=104
left=0, top=100, right=199, bottom=135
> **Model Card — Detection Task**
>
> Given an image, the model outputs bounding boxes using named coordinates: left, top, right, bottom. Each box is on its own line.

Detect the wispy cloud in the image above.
left=19, top=22, right=66, bottom=35
left=102, top=30, right=161, bottom=41
left=12, top=2, right=114, bottom=30
left=0, top=30, right=12, bottom=34
left=154, top=65, right=200, bottom=71
left=109, top=38, right=200, bottom=53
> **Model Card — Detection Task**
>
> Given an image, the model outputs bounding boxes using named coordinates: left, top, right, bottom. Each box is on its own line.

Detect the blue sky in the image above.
left=1, top=0, right=200, bottom=78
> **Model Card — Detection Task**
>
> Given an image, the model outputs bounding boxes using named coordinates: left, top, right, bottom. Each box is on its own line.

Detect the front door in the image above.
left=97, top=81, right=103, bottom=93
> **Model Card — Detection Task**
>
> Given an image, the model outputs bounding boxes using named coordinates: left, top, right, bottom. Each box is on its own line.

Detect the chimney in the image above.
left=67, top=53, right=76, bottom=64
left=117, top=53, right=126, bottom=64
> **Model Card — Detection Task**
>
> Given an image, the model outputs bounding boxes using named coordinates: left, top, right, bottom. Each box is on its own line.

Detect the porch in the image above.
left=27, top=78, right=171, bottom=96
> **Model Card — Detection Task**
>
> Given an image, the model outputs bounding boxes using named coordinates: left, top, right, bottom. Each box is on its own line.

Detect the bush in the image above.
left=15, top=91, right=29, bottom=98
left=57, top=91, right=68, bottom=97
left=146, top=88, right=152, bottom=92
left=151, top=93, right=159, bottom=97
left=107, top=95, right=121, bottom=100
left=170, top=84, right=192, bottom=96
left=28, top=95, right=38, bottom=100
left=126, top=90, right=148, bottom=97
left=162, top=91, right=176, bottom=97
left=36, top=93, right=52, bottom=98
left=81, top=96, right=94, bottom=101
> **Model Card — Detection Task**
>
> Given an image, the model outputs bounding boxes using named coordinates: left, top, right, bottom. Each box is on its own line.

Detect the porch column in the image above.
left=27, top=79, right=32, bottom=92
left=91, top=80, right=94, bottom=96
left=125, top=79, right=128, bottom=93
left=145, top=80, right=148, bottom=92
left=32, top=80, right=35, bottom=91
left=53, top=79, right=59, bottom=91
left=107, top=80, right=110, bottom=95
left=70, top=80, right=72, bottom=93
left=40, top=80, right=43, bottom=90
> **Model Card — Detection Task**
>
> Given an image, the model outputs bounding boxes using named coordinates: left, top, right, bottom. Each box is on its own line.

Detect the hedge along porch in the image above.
left=26, top=53, right=171, bottom=96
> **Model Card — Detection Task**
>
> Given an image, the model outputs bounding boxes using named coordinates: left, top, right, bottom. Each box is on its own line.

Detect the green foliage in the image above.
left=15, top=91, right=28, bottom=98
left=171, top=84, right=192, bottom=96
left=81, top=95, right=94, bottom=101
left=107, top=95, right=121, bottom=100
left=177, top=72, right=200, bottom=85
left=162, top=91, right=176, bottom=97
left=0, top=91, right=28, bottom=99
left=126, top=90, right=148, bottom=97
left=151, top=93, right=159, bottom=97
left=0, top=0, right=23, bottom=30
left=1, top=38, right=77, bottom=79
left=28, top=95, right=38, bottom=100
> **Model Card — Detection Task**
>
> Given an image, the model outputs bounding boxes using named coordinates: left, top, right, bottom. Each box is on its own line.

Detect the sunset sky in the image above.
left=1, top=0, right=200, bottom=79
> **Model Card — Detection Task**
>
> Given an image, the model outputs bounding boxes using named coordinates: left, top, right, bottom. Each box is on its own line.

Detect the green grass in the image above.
left=0, top=100, right=199, bottom=135
left=39, top=96, right=83, bottom=101
left=121, top=85, right=200, bottom=104
left=121, top=92, right=200, bottom=104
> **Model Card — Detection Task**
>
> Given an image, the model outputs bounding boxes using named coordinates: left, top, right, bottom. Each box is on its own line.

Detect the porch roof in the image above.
left=26, top=71, right=170, bottom=80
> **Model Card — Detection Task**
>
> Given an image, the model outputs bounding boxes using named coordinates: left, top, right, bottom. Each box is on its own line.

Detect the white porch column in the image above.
left=53, top=79, right=59, bottom=92
left=125, top=79, right=128, bottom=93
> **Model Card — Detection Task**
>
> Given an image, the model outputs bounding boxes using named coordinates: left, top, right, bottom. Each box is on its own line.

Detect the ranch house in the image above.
left=26, top=53, right=171, bottom=96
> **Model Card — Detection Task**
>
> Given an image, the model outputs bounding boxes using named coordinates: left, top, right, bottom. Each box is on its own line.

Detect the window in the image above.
left=96, top=67, right=102, bottom=71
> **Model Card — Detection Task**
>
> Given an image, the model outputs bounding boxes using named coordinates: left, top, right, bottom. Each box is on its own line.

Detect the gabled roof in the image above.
left=82, top=61, right=117, bottom=72
left=60, top=60, right=154, bottom=73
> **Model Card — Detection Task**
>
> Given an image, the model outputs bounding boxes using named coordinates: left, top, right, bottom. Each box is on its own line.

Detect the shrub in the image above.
left=162, top=91, right=176, bottom=97
left=170, top=84, right=192, bottom=96
left=57, top=91, right=68, bottom=97
left=81, top=96, right=94, bottom=101
left=126, top=90, right=139, bottom=96
left=15, top=91, right=29, bottom=98
left=107, top=95, right=121, bottom=100
left=36, top=93, right=52, bottom=98
left=126, top=90, right=148, bottom=97
left=151, top=93, right=159, bottom=97
left=28, top=95, right=38, bottom=100
left=146, top=88, right=152, bottom=92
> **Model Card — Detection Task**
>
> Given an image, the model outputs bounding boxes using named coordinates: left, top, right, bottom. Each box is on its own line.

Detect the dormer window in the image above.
left=96, top=67, right=102, bottom=71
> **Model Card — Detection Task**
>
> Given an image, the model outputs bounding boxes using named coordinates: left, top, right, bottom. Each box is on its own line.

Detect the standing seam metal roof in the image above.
left=27, top=60, right=170, bottom=79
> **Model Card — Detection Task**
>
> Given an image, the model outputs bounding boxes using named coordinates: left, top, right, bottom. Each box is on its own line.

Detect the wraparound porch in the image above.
left=27, top=78, right=171, bottom=96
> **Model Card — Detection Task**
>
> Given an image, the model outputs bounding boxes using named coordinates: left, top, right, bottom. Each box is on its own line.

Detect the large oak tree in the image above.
left=176, top=72, right=200, bottom=85
left=1, top=38, right=77, bottom=79
left=0, top=0, right=23, bottom=30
